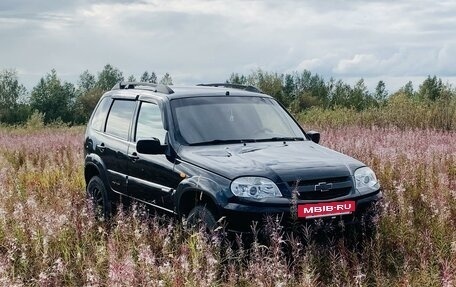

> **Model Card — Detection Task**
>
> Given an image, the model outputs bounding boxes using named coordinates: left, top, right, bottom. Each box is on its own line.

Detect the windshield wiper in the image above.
left=255, top=137, right=305, bottom=142
left=189, top=139, right=257, bottom=146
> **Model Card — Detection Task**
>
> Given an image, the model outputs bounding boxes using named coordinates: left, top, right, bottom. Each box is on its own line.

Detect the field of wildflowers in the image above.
left=0, top=125, right=454, bottom=286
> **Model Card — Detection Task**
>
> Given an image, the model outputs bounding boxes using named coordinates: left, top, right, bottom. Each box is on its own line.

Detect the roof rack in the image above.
left=111, top=82, right=174, bottom=94
left=197, top=83, right=263, bottom=93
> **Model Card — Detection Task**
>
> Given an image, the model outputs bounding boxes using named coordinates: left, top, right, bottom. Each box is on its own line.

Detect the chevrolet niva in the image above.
left=84, top=82, right=382, bottom=232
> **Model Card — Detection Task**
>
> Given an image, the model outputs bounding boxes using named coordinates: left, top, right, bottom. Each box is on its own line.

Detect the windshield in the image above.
left=171, top=96, right=306, bottom=145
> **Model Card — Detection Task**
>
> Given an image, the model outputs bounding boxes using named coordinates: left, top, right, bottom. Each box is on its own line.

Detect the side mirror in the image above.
left=307, top=131, right=320, bottom=144
left=136, top=138, right=165, bottom=154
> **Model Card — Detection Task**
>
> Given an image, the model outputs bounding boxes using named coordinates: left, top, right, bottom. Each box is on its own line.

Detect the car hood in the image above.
left=178, top=141, right=364, bottom=183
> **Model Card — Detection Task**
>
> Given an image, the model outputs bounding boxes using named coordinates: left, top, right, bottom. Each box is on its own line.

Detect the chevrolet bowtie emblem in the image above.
left=314, top=182, right=333, bottom=192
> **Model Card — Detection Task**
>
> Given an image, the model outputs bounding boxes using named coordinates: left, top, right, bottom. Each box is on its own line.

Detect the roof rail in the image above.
left=197, top=83, right=263, bottom=93
left=111, top=82, right=174, bottom=94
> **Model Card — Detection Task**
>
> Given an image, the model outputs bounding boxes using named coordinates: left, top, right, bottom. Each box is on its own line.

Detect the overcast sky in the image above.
left=1, top=0, right=456, bottom=91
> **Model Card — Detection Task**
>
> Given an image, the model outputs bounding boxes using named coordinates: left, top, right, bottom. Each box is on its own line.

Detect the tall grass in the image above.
left=0, top=125, right=454, bottom=286
left=298, top=94, right=456, bottom=131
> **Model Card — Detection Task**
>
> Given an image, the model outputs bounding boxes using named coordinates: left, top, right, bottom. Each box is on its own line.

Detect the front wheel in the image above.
left=186, top=205, right=217, bottom=231
left=87, top=176, right=111, bottom=219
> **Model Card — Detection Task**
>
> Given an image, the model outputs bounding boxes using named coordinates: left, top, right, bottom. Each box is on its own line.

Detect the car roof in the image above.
left=102, top=84, right=273, bottom=102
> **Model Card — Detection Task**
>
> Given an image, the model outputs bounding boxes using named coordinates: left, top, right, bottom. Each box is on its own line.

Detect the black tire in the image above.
left=186, top=205, right=217, bottom=231
left=87, top=176, right=111, bottom=219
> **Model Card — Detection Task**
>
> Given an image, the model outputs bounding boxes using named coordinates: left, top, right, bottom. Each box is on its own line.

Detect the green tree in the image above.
left=351, top=79, right=373, bottom=110
left=140, top=71, right=149, bottom=82
left=330, top=80, right=352, bottom=108
left=77, top=70, right=96, bottom=95
left=127, top=75, right=136, bottom=82
left=309, top=74, right=329, bottom=107
left=283, top=74, right=295, bottom=101
left=290, top=91, right=321, bottom=112
left=418, top=75, right=443, bottom=101
left=289, top=70, right=328, bottom=110
left=149, top=72, right=157, bottom=84
left=96, top=64, right=124, bottom=91
left=402, top=81, right=414, bottom=98
left=159, top=73, right=173, bottom=85
left=247, top=70, right=287, bottom=106
left=73, top=70, right=102, bottom=124
left=0, top=69, right=29, bottom=123
left=374, top=80, right=388, bottom=105
left=326, top=77, right=336, bottom=104
left=0, top=70, right=30, bottom=124
left=293, top=70, right=312, bottom=96
left=30, top=69, right=76, bottom=123
left=73, top=87, right=104, bottom=123
left=228, top=73, right=248, bottom=85
left=140, top=71, right=157, bottom=83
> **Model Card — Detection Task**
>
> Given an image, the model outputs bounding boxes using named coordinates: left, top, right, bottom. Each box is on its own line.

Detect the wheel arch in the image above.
left=176, top=187, right=219, bottom=219
left=174, top=175, right=224, bottom=218
left=84, top=154, right=109, bottom=187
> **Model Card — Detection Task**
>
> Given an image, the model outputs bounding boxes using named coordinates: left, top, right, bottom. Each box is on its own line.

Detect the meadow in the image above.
left=0, top=124, right=454, bottom=286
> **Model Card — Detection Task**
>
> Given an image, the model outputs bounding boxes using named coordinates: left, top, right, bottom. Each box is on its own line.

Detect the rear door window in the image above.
left=105, top=100, right=136, bottom=140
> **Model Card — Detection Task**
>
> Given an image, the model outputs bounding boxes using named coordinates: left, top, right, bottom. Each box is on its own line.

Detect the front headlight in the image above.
left=230, top=177, right=282, bottom=199
left=354, top=167, right=380, bottom=194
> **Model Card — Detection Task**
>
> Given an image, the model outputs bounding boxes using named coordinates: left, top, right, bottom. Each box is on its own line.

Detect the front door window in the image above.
left=135, top=102, right=166, bottom=143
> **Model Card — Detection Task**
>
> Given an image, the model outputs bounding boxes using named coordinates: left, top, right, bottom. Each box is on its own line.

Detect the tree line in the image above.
left=0, top=64, right=173, bottom=125
left=0, top=64, right=454, bottom=125
left=228, top=70, right=454, bottom=113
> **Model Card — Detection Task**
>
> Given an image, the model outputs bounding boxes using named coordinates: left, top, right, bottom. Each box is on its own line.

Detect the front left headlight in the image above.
left=354, top=167, right=380, bottom=194
left=230, top=177, right=282, bottom=199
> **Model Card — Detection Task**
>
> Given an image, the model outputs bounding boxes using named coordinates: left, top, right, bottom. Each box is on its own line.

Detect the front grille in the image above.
left=289, top=176, right=353, bottom=200
left=298, top=187, right=351, bottom=200
left=287, top=176, right=349, bottom=188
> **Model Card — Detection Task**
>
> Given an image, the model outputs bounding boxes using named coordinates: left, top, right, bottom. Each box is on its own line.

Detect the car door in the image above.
left=97, top=99, right=136, bottom=195
left=127, top=100, right=182, bottom=212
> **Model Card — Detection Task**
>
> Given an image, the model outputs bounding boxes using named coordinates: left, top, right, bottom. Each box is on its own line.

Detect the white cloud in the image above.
left=436, top=44, right=456, bottom=74
left=296, top=58, right=323, bottom=71
left=334, top=54, right=378, bottom=75
left=1, top=0, right=456, bottom=91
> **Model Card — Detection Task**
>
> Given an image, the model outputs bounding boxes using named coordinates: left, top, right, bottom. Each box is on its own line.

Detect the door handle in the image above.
left=96, top=143, right=105, bottom=153
left=129, top=152, right=139, bottom=162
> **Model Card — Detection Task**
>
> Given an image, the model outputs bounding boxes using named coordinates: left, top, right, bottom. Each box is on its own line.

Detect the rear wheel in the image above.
left=87, top=176, right=111, bottom=219
left=186, top=205, right=217, bottom=231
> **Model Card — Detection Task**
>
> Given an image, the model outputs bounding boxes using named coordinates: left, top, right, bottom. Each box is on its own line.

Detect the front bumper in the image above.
left=220, top=190, right=383, bottom=232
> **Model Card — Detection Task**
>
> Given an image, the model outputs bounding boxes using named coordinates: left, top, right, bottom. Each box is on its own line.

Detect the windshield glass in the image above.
left=171, top=96, right=305, bottom=145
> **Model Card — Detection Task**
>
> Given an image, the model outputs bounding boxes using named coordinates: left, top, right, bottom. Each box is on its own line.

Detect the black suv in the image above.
left=84, top=82, right=382, bottom=231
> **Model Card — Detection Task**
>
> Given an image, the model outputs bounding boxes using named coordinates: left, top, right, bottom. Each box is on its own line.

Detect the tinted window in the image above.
left=135, top=102, right=166, bottom=143
left=91, top=97, right=111, bottom=131
left=171, top=97, right=305, bottom=145
left=105, top=100, right=136, bottom=140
